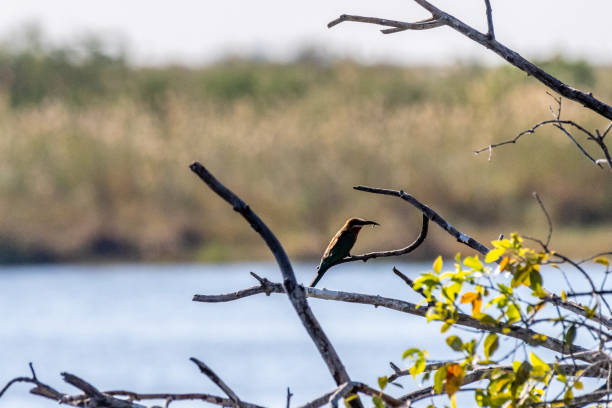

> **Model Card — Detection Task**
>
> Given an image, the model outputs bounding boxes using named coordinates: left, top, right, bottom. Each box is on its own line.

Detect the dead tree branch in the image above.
left=483, top=0, right=495, bottom=39
left=474, top=95, right=612, bottom=169
left=1, top=362, right=266, bottom=408
left=189, top=162, right=363, bottom=407
left=328, top=1, right=612, bottom=121
left=190, top=357, right=245, bottom=407
left=352, top=185, right=612, bottom=329
left=193, top=275, right=602, bottom=362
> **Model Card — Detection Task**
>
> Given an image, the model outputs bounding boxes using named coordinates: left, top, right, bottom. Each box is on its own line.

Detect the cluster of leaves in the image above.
left=375, top=234, right=603, bottom=408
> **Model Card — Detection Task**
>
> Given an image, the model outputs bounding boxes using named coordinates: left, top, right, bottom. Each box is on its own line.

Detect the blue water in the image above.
left=0, top=261, right=605, bottom=407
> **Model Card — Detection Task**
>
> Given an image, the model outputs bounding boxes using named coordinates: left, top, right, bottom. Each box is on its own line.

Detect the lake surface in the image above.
left=0, top=261, right=604, bottom=407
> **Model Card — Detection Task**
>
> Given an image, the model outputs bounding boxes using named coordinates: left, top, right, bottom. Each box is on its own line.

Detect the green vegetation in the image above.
left=377, top=240, right=611, bottom=407
left=1, top=32, right=611, bottom=263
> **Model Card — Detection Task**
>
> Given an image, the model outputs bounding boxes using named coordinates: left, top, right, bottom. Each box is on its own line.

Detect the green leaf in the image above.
left=464, top=255, right=483, bottom=272
left=433, top=366, right=446, bottom=394
left=511, top=267, right=530, bottom=288
left=565, top=324, right=576, bottom=349
left=484, top=333, right=499, bottom=360
left=463, top=339, right=476, bottom=356
left=506, top=303, right=521, bottom=324
left=372, top=395, right=384, bottom=408
left=378, top=376, right=388, bottom=390
left=402, top=348, right=420, bottom=359
left=433, top=256, right=443, bottom=274
left=410, top=354, right=426, bottom=379
left=530, top=352, right=551, bottom=378
left=515, top=361, right=532, bottom=386
left=485, top=247, right=505, bottom=263
left=474, top=313, right=497, bottom=327
left=446, top=335, right=463, bottom=352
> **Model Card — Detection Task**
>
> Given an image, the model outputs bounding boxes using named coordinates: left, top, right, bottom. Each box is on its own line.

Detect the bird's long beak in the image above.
left=361, top=220, right=379, bottom=226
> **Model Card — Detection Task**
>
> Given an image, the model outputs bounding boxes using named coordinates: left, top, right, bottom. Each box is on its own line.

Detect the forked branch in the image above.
left=193, top=274, right=600, bottom=361
left=189, top=162, right=363, bottom=407
left=328, top=0, right=612, bottom=121
left=353, top=185, right=612, bottom=329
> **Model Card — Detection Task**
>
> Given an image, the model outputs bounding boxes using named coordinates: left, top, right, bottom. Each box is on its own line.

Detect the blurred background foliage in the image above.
left=0, top=27, right=610, bottom=263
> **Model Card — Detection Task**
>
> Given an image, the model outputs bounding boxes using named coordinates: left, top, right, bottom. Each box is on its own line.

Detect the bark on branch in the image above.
left=328, top=0, right=612, bottom=121
left=353, top=185, right=612, bottom=329
left=189, top=162, right=362, bottom=407
left=193, top=275, right=599, bottom=362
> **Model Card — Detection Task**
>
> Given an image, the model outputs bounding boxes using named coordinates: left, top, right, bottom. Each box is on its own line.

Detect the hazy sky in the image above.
left=2, top=1, right=611, bottom=65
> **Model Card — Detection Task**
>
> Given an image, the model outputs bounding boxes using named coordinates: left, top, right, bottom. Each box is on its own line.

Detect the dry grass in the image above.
left=1, top=61, right=611, bottom=262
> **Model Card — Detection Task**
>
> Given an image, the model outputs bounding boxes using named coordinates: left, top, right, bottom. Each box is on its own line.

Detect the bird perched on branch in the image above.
left=310, top=217, right=379, bottom=287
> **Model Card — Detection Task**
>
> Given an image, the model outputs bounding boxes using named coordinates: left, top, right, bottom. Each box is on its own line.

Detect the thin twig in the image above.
left=190, top=358, right=244, bottom=407
left=327, top=14, right=444, bottom=33
left=484, top=0, right=495, bottom=39
left=193, top=278, right=596, bottom=361
left=532, top=192, right=553, bottom=248
left=353, top=185, right=612, bottom=329
left=286, top=387, right=293, bottom=408
left=329, top=0, right=612, bottom=121
left=392, top=266, right=432, bottom=304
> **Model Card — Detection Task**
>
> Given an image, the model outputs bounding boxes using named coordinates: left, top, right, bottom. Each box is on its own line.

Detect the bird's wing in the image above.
left=321, top=229, right=356, bottom=266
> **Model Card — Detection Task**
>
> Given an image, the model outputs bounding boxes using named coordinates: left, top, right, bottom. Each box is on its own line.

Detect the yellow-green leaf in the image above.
left=433, top=366, right=446, bottom=394
left=595, top=257, right=610, bottom=267
left=485, top=247, right=505, bottom=263
left=506, top=303, right=521, bottom=324
left=402, top=348, right=420, bottom=359
left=464, top=255, right=483, bottom=272
left=446, top=335, right=463, bottom=352
left=484, top=333, right=499, bottom=359
left=530, top=352, right=550, bottom=372
left=378, top=376, right=388, bottom=390
left=565, top=324, right=576, bottom=349
left=410, top=355, right=426, bottom=379
left=433, top=255, right=443, bottom=274
left=372, top=395, right=384, bottom=408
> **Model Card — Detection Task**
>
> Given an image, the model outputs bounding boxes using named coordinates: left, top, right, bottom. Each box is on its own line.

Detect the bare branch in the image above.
left=194, top=279, right=599, bottom=361
left=475, top=118, right=600, bottom=165
left=190, top=358, right=244, bottom=407
left=328, top=382, right=354, bottom=408
left=327, top=14, right=443, bottom=33
left=329, top=0, right=612, bottom=121
left=392, top=266, right=432, bottom=304
left=1, top=363, right=63, bottom=402
left=484, top=0, right=495, bottom=39
left=189, top=162, right=362, bottom=407
left=353, top=185, right=612, bottom=329
left=335, top=214, right=428, bottom=266
left=353, top=185, right=489, bottom=254
left=286, top=387, right=293, bottom=408
left=532, top=192, right=553, bottom=248
left=106, top=390, right=264, bottom=408
left=399, top=363, right=607, bottom=404
left=60, top=372, right=146, bottom=408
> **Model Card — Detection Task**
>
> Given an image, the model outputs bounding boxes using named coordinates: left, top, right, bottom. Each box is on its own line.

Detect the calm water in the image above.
left=0, top=262, right=603, bottom=407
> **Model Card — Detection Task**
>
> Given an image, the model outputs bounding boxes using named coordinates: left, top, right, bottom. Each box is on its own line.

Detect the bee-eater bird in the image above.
left=310, top=217, right=379, bottom=287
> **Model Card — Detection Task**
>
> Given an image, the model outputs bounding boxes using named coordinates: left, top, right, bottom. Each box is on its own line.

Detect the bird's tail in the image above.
left=310, top=273, right=323, bottom=288
left=310, top=264, right=329, bottom=287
